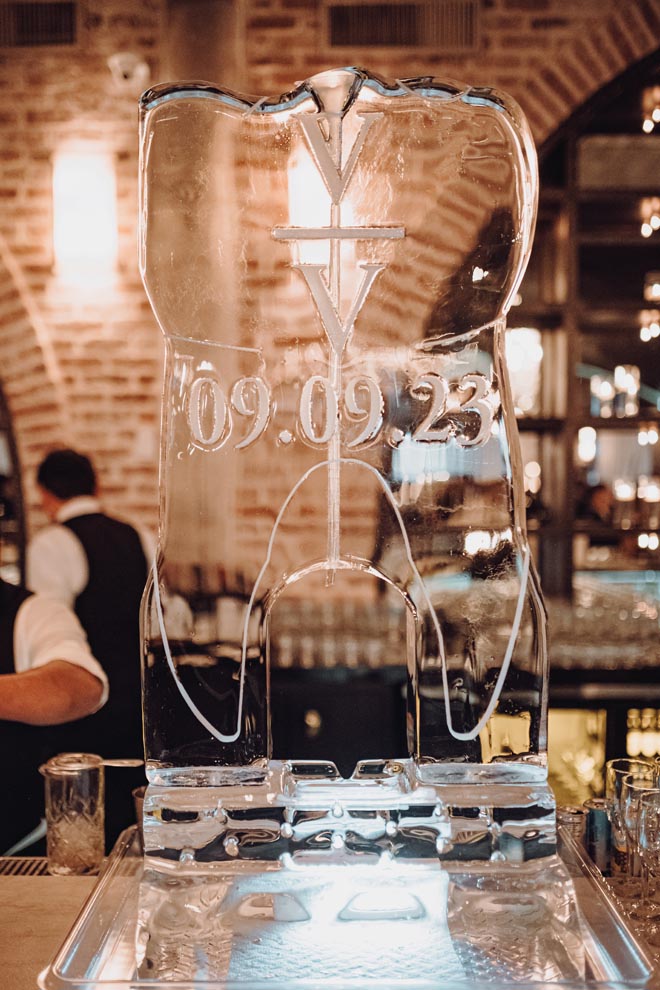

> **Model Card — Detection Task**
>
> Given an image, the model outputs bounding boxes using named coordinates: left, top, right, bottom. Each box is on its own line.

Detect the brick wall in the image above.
left=0, top=0, right=164, bottom=535
left=243, top=0, right=660, bottom=146
left=0, top=0, right=656, bottom=541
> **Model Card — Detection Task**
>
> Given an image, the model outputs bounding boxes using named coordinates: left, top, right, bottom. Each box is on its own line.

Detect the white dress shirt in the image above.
left=14, top=593, right=109, bottom=707
left=27, top=496, right=155, bottom=608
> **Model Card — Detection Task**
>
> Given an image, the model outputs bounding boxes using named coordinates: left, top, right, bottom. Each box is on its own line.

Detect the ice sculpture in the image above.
left=139, top=67, right=553, bottom=866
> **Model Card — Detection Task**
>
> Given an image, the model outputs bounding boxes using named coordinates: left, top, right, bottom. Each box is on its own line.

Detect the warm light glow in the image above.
left=52, top=145, right=118, bottom=283
left=577, top=427, right=597, bottom=464
left=523, top=459, right=541, bottom=494
left=642, top=478, right=660, bottom=502
left=286, top=143, right=362, bottom=309
left=589, top=375, right=615, bottom=419
left=614, top=364, right=639, bottom=396
left=591, top=377, right=615, bottom=402
left=639, top=311, right=660, bottom=343
left=506, top=327, right=543, bottom=372
left=465, top=531, right=494, bottom=555
left=640, top=427, right=660, bottom=447
left=287, top=149, right=330, bottom=265
left=644, top=273, right=660, bottom=303
left=614, top=478, right=636, bottom=502
left=506, top=327, right=543, bottom=415
left=464, top=529, right=512, bottom=555
left=613, top=364, right=640, bottom=417
left=640, top=198, right=660, bottom=239
left=642, top=86, right=660, bottom=133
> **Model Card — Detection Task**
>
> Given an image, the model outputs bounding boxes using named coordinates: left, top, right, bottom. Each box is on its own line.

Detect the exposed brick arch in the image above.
left=245, top=0, right=660, bottom=151
left=515, top=8, right=660, bottom=145
left=0, top=234, right=71, bottom=533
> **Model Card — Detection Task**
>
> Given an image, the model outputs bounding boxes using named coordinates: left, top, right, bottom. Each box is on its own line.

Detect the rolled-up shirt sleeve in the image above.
left=26, top=526, right=87, bottom=606
left=14, top=595, right=109, bottom=710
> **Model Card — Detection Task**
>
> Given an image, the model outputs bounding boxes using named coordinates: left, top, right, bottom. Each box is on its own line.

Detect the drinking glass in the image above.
left=637, top=791, right=660, bottom=943
left=621, top=769, right=658, bottom=867
left=621, top=772, right=660, bottom=920
left=604, top=757, right=655, bottom=897
left=40, top=753, right=105, bottom=876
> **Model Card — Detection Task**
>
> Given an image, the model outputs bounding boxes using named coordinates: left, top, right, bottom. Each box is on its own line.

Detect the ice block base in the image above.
left=143, top=759, right=556, bottom=867
left=38, top=826, right=654, bottom=990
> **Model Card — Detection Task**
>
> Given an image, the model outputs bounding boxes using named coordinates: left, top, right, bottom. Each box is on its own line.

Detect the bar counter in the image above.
left=0, top=872, right=94, bottom=990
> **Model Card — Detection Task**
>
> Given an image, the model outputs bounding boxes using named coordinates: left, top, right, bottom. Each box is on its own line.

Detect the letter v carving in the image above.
left=299, top=113, right=381, bottom=205
left=292, top=262, right=384, bottom=356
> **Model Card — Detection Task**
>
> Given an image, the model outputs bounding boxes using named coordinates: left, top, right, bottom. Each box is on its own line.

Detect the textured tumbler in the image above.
left=40, top=752, right=105, bottom=875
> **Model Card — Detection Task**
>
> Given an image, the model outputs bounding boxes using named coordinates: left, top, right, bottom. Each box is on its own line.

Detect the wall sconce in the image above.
left=52, top=144, right=118, bottom=285
left=287, top=150, right=330, bottom=267
left=286, top=139, right=360, bottom=300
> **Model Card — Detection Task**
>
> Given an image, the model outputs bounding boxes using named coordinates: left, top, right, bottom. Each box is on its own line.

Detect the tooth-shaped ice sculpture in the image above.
left=139, top=67, right=552, bottom=865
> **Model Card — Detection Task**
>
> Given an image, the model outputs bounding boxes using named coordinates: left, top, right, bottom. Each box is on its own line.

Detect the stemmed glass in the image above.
left=637, top=791, right=660, bottom=946
left=620, top=771, right=660, bottom=921
left=605, top=757, right=655, bottom=898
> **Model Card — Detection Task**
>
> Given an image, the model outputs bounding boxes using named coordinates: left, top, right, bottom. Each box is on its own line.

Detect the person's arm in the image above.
left=0, top=660, right=103, bottom=725
left=13, top=594, right=109, bottom=726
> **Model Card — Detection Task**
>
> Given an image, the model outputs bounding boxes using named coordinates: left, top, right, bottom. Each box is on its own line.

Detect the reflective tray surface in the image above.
left=38, top=826, right=655, bottom=990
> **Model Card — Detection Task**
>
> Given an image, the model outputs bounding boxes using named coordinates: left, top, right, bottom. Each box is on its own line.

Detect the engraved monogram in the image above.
left=186, top=111, right=497, bottom=453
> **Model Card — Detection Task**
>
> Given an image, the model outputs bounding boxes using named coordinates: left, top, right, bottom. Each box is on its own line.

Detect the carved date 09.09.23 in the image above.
left=186, top=370, right=498, bottom=452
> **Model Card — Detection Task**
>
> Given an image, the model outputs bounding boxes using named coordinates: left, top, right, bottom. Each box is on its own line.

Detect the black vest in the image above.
left=57, top=513, right=148, bottom=756
left=0, top=579, right=49, bottom=852
left=54, top=514, right=148, bottom=848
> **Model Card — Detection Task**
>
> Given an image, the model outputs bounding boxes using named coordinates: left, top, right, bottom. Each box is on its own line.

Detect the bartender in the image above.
left=27, top=448, right=152, bottom=850
left=0, top=576, right=107, bottom=855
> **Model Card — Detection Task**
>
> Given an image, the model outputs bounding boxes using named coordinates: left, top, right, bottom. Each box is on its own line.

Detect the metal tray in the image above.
left=38, top=826, right=655, bottom=990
